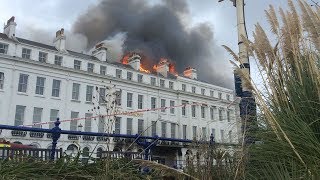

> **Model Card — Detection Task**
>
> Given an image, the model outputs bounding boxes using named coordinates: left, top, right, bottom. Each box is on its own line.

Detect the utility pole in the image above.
left=218, top=0, right=256, bottom=144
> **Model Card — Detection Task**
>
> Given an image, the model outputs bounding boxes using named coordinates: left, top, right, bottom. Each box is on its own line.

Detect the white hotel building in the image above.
left=0, top=17, right=239, bottom=163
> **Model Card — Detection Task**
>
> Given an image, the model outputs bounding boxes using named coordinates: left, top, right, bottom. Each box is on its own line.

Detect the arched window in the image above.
left=66, top=144, right=78, bottom=156
left=83, top=147, right=90, bottom=157
left=97, top=147, right=103, bottom=158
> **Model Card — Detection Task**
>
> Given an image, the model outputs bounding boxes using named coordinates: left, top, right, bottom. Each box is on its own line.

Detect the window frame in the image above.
left=72, top=83, right=80, bottom=100
left=38, top=51, right=48, bottom=63
left=54, top=55, right=63, bottom=66
left=127, top=92, right=133, bottom=108
left=127, top=71, right=133, bottom=80
left=86, top=85, right=93, bottom=102
left=14, top=105, right=26, bottom=126
left=0, top=43, right=8, bottom=54
left=22, top=48, right=31, bottom=59
left=0, top=72, right=4, bottom=89
left=51, top=79, right=61, bottom=97
left=100, top=65, right=106, bottom=75
left=74, top=60, right=81, bottom=70
left=138, top=94, right=143, bottom=109
left=87, top=63, right=94, bottom=73
left=35, top=76, right=46, bottom=95
left=18, top=74, right=29, bottom=93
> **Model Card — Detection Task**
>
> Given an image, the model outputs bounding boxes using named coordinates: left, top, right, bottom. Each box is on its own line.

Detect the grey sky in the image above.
left=0, top=0, right=305, bottom=87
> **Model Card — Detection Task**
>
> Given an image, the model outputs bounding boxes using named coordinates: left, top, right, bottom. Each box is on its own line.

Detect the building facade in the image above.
left=0, top=17, right=239, bottom=164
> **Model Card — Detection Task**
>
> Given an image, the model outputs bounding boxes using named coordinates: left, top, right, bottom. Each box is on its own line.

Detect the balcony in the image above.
left=68, top=135, right=79, bottom=140
left=30, top=132, right=44, bottom=138
left=97, top=136, right=109, bottom=142
left=11, top=130, right=27, bottom=137
left=47, top=133, right=52, bottom=138
left=83, top=135, right=95, bottom=141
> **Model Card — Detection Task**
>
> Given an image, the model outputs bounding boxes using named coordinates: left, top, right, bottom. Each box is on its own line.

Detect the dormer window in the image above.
left=116, top=69, right=122, bottom=78
left=0, top=43, right=8, bottom=54
left=54, top=55, right=63, bottom=66
left=74, top=60, right=81, bottom=70
left=39, top=52, right=47, bottom=63
left=127, top=72, right=133, bottom=80
left=201, top=88, right=205, bottom=95
left=22, top=48, right=31, bottom=59
left=87, top=63, right=94, bottom=73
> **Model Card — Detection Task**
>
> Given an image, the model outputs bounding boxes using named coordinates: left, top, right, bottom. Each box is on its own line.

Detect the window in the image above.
left=70, top=111, right=79, bottom=131
left=72, top=83, right=80, bottom=100
left=38, top=52, right=47, bottom=63
left=218, top=92, right=222, bottom=99
left=0, top=72, right=4, bottom=89
left=0, top=43, right=8, bottom=54
left=192, top=126, right=197, bottom=140
left=182, top=84, right=186, bottom=91
left=201, top=88, right=205, bottom=95
left=98, top=116, right=105, bottom=133
left=138, top=119, right=144, bottom=135
left=150, top=77, right=156, bottom=86
left=49, top=109, right=59, bottom=129
left=86, top=85, right=93, bottom=102
left=170, top=123, right=176, bottom=138
left=182, top=100, right=187, bottom=116
left=201, top=106, right=206, bottom=118
left=219, top=109, right=223, bottom=121
left=161, top=122, right=166, bottom=137
left=191, top=105, right=196, bottom=117
left=151, top=121, right=157, bottom=136
left=227, top=110, right=231, bottom=122
left=99, top=88, right=106, bottom=103
left=32, top=107, right=43, bottom=128
left=202, top=127, right=207, bottom=140
left=115, top=90, right=122, bottom=106
left=211, top=128, right=216, bottom=138
left=151, top=97, right=156, bottom=109
left=18, top=74, right=28, bottom=93
left=169, top=81, right=174, bottom=89
left=137, top=74, right=143, bottom=83
left=116, top=69, right=122, bottom=78
left=115, top=117, right=121, bottom=134
left=227, top=94, right=231, bottom=101
left=87, top=63, right=94, bottom=73
left=221, top=130, right=225, bottom=143
left=229, top=130, right=232, bottom=143
left=100, top=65, right=106, bottom=75
left=170, top=101, right=175, bottom=114
left=14, top=105, right=26, bottom=126
left=192, top=86, right=196, bottom=93
left=210, top=90, right=214, bottom=97
left=54, top=55, right=62, bottom=66
left=127, top=92, right=133, bottom=108
left=35, top=77, right=45, bottom=95
left=161, top=99, right=166, bottom=112
left=74, top=60, right=81, bottom=70
left=127, top=72, right=132, bottom=80
left=22, top=48, right=31, bottom=59
left=138, top=95, right=143, bottom=109
left=84, top=113, right=92, bottom=132
left=210, top=107, right=214, bottom=120
left=127, top=118, right=133, bottom=135
left=183, top=125, right=187, bottom=139
left=51, top=79, right=61, bottom=97
left=160, top=79, right=165, bottom=87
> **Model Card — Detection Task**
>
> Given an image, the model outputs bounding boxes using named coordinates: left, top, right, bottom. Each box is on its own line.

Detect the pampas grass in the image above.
left=225, top=0, right=320, bottom=179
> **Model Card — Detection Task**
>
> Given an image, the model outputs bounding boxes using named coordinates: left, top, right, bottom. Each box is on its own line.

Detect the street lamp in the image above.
left=218, top=0, right=256, bottom=144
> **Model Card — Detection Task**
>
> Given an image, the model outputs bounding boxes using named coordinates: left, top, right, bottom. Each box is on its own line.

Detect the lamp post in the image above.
left=218, top=0, right=256, bottom=144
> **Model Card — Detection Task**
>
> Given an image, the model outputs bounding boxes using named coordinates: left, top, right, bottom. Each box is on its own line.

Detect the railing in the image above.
left=0, top=147, right=63, bottom=161
left=0, top=119, right=215, bottom=161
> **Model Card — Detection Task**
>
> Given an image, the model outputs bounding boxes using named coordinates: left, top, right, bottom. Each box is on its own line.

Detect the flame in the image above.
left=122, top=52, right=151, bottom=73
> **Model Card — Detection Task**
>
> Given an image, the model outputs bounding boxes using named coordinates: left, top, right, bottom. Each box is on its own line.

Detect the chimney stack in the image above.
left=92, top=42, right=108, bottom=61
left=128, top=53, right=141, bottom=71
left=3, top=16, right=17, bottom=38
left=155, top=59, right=170, bottom=77
left=183, top=67, right=197, bottom=79
left=53, top=28, right=66, bottom=51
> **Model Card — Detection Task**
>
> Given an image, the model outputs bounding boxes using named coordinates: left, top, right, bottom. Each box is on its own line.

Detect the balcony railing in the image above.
left=30, top=132, right=44, bottom=138
left=11, top=130, right=27, bottom=137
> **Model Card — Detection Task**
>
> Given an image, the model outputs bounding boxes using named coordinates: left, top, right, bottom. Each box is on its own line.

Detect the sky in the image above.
left=0, top=0, right=305, bottom=88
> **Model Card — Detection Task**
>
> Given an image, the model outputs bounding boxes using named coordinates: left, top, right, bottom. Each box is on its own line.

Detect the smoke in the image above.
left=72, top=0, right=233, bottom=88
left=21, top=27, right=88, bottom=52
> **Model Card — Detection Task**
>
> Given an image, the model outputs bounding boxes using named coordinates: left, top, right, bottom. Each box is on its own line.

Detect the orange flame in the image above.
left=122, top=53, right=151, bottom=73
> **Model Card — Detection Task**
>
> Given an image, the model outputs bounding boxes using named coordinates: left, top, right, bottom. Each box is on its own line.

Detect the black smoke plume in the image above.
left=73, top=0, right=233, bottom=88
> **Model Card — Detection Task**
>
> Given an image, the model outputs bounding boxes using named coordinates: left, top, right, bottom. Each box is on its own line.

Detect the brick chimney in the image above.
left=128, top=53, right=141, bottom=71
left=3, top=16, right=17, bottom=38
left=155, top=59, right=170, bottom=77
left=92, top=42, right=108, bottom=61
left=183, top=67, right=197, bottom=79
left=53, top=28, right=66, bottom=51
